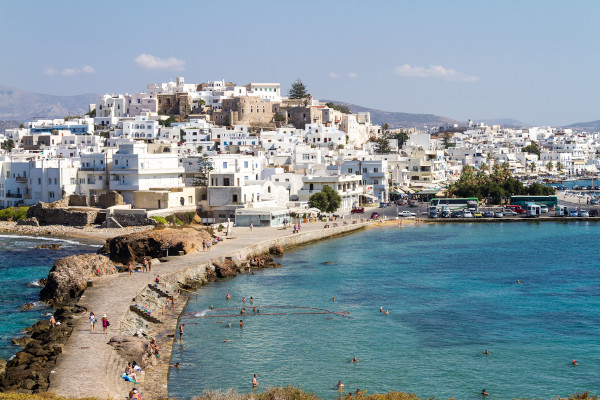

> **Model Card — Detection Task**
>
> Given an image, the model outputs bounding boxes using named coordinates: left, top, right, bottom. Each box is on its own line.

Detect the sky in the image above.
left=1, top=0, right=598, bottom=126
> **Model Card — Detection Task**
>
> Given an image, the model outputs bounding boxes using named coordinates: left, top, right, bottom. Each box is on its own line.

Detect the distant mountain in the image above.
left=322, top=100, right=458, bottom=129
left=564, top=119, right=600, bottom=132
left=0, top=86, right=99, bottom=122
left=473, top=118, right=530, bottom=128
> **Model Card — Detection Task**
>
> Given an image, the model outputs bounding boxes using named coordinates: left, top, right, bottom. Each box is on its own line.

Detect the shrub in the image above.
left=0, top=207, right=15, bottom=221
left=176, top=219, right=184, bottom=226
left=185, top=211, right=196, bottom=222
left=14, top=207, right=29, bottom=221
left=165, top=215, right=175, bottom=224
left=150, top=216, right=167, bottom=225
left=217, top=224, right=225, bottom=232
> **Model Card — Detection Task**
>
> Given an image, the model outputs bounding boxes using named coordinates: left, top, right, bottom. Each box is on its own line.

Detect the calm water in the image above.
left=0, top=235, right=99, bottom=358
left=169, top=223, right=600, bottom=400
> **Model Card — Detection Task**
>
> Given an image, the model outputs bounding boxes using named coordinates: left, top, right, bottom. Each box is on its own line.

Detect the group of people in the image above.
left=87, top=312, right=109, bottom=334
left=126, top=258, right=153, bottom=276
left=123, top=361, right=141, bottom=383
left=201, top=239, right=212, bottom=252
left=292, top=223, right=302, bottom=233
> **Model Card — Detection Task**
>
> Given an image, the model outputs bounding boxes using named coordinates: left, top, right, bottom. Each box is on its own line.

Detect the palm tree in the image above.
left=546, top=161, right=553, bottom=172
left=530, top=162, right=536, bottom=173
left=556, top=161, right=563, bottom=172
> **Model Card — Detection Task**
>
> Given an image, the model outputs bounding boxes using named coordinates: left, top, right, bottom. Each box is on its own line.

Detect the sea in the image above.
left=169, top=222, right=600, bottom=400
left=0, top=234, right=99, bottom=359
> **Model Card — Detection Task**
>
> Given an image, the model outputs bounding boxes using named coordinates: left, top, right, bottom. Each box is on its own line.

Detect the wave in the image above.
left=194, top=309, right=211, bottom=317
left=26, top=280, right=43, bottom=287
left=0, top=234, right=81, bottom=246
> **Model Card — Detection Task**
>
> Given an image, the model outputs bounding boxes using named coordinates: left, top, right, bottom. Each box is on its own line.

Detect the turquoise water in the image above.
left=0, top=235, right=99, bottom=358
left=169, top=223, right=600, bottom=399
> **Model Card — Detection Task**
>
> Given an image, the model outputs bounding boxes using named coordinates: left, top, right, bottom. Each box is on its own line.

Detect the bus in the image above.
left=430, top=197, right=479, bottom=211
left=509, top=195, right=558, bottom=208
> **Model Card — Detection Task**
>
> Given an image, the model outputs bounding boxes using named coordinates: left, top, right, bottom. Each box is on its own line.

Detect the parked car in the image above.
left=590, top=209, right=600, bottom=217
left=483, top=211, right=493, bottom=218
left=398, top=210, right=417, bottom=218
left=569, top=209, right=579, bottom=217
left=370, top=212, right=381, bottom=219
left=540, top=205, right=549, bottom=213
left=351, top=207, right=365, bottom=214
left=474, top=212, right=483, bottom=218
left=463, top=211, right=473, bottom=218
left=505, top=205, right=525, bottom=214
left=451, top=210, right=464, bottom=218
left=494, top=211, right=504, bottom=218
left=503, top=209, right=517, bottom=216
left=396, top=200, right=407, bottom=206
left=590, top=198, right=599, bottom=205
left=578, top=210, right=590, bottom=217
left=408, top=200, right=418, bottom=208
left=379, top=202, right=389, bottom=208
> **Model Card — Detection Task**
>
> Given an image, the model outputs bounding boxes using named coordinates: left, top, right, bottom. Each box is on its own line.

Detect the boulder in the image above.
left=11, top=337, right=32, bottom=346
left=269, top=245, right=284, bottom=255
left=40, top=254, right=116, bottom=304
left=213, top=259, right=239, bottom=278
left=108, top=336, right=151, bottom=366
left=35, top=244, right=61, bottom=250
left=19, top=303, right=36, bottom=311
left=96, top=191, right=124, bottom=208
left=17, top=217, right=39, bottom=227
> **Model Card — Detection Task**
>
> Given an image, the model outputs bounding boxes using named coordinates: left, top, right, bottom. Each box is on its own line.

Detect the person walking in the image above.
left=250, top=221, right=254, bottom=231
left=102, top=314, right=109, bottom=334
left=90, top=312, right=96, bottom=331
left=202, top=240, right=207, bottom=252
left=128, top=261, right=133, bottom=277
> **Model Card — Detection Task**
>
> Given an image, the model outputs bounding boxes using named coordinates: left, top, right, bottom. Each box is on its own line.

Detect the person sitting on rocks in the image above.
left=129, top=388, right=141, bottom=400
left=150, top=338, right=160, bottom=355
left=125, top=362, right=138, bottom=383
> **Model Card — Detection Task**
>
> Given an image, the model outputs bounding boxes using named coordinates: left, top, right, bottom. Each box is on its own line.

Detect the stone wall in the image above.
left=27, top=203, right=99, bottom=226
left=96, top=191, right=124, bottom=209
left=68, top=195, right=89, bottom=207
left=112, top=213, right=157, bottom=227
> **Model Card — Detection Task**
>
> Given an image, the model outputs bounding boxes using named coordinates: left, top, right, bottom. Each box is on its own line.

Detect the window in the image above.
left=70, top=178, right=76, bottom=184
left=363, top=168, right=367, bottom=173
left=244, top=161, right=248, bottom=168
left=223, top=162, right=228, bottom=169
left=48, top=178, right=52, bottom=184
left=374, top=168, right=379, bottom=172
left=38, top=178, right=41, bottom=184
left=49, top=192, right=55, bottom=198
left=232, top=194, right=238, bottom=202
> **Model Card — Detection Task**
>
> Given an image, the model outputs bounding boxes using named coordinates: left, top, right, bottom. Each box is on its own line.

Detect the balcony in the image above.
left=6, top=193, right=23, bottom=198
left=80, top=167, right=106, bottom=172
left=15, top=176, right=28, bottom=183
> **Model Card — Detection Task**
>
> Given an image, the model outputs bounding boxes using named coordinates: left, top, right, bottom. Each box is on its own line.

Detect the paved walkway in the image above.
left=48, top=221, right=366, bottom=399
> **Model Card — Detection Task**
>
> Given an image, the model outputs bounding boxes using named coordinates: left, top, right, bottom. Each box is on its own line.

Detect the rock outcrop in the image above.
left=99, top=228, right=212, bottom=264
left=40, top=254, right=116, bottom=305
left=17, top=217, right=39, bottom=227
left=1, top=306, right=84, bottom=393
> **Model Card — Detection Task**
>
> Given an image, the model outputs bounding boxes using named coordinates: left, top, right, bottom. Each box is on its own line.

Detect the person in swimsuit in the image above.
left=252, top=373, right=258, bottom=387
left=226, top=293, right=231, bottom=300
left=352, top=356, right=358, bottom=363
left=481, top=389, right=489, bottom=396
left=337, top=381, right=344, bottom=388
left=240, top=320, right=243, bottom=327
left=179, top=324, right=184, bottom=342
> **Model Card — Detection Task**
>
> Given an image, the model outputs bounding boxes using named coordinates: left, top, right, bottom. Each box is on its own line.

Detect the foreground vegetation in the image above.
left=0, top=206, right=29, bottom=221
left=0, top=388, right=596, bottom=400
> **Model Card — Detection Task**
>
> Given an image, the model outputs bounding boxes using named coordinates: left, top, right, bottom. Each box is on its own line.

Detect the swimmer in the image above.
left=356, top=389, right=361, bottom=395
left=572, top=360, right=578, bottom=366
left=226, top=293, right=231, bottom=300
left=223, top=340, right=232, bottom=342
left=332, top=296, right=336, bottom=301
left=252, top=307, right=256, bottom=312
left=481, top=389, right=489, bottom=396
left=337, top=380, right=344, bottom=388
left=252, top=373, right=259, bottom=387
left=242, top=297, right=246, bottom=303
left=241, top=308, right=246, bottom=315
left=210, top=305, right=214, bottom=309
left=380, top=307, right=383, bottom=313
left=170, top=362, right=180, bottom=368
left=483, top=350, right=491, bottom=355
left=226, top=322, right=231, bottom=328
left=240, top=319, right=243, bottom=328
left=384, top=310, right=389, bottom=315
left=250, top=296, right=254, bottom=303
left=352, top=356, right=358, bottom=363
left=517, top=279, right=521, bottom=284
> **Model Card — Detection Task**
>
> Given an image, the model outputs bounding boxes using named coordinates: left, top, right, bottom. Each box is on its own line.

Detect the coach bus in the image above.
left=509, top=195, right=558, bottom=208
left=430, top=197, right=479, bottom=211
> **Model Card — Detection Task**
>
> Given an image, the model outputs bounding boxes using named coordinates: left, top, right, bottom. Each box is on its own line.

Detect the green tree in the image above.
left=522, top=141, right=541, bottom=156
left=546, top=161, right=553, bottom=171
left=179, top=129, right=186, bottom=143
left=556, top=161, right=563, bottom=171
left=308, top=185, right=342, bottom=213
left=273, top=113, right=286, bottom=122
left=223, top=115, right=231, bottom=127
left=391, top=131, right=409, bottom=148
left=325, top=102, right=352, bottom=114
left=288, top=78, right=308, bottom=99
left=1, top=139, right=15, bottom=151
left=193, top=154, right=214, bottom=187
left=529, top=162, right=536, bottom=173
left=374, top=137, right=392, bottom=154
left=382, top=123, right=389, bottom=133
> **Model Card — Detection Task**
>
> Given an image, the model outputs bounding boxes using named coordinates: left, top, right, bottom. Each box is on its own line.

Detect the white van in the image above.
left=526, top=204, right=541, bottom=217
left=555, top=205, right=569, bottom=217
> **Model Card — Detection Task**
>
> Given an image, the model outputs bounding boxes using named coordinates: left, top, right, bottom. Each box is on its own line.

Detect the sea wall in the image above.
left=122, top=222, right=369, bottom=399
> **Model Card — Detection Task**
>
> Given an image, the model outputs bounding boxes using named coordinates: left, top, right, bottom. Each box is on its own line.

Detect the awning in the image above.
left=361, top=194, right=378, bottom=200
left=401, top=186, right=415, bottom=193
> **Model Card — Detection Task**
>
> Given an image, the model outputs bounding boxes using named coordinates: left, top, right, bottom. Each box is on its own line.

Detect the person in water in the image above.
left=384, top=310, right=389, bottom=315
left=332, top=296, right=336, bottom=301
left=252, top=373, right=258, bottom=387
left=481, top=389, right=489, bottom=396
left=226, top=293, right=231, bottom=300
left=483, top=350, right=491, bottom=355
left=337, top=380, right=344, bottom=388
left=379, top=307, right=383, bottom=313
left=239, top=319, right=243, bottom=327
left=352, top=356, right=358, bottom=363
left=170, top=362, right=180, bottom=368
left=572, top=360, right=578, bottom=366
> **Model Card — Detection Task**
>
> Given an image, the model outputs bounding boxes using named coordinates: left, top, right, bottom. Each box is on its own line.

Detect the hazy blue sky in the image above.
left=1, top=0, right=598, bottom=126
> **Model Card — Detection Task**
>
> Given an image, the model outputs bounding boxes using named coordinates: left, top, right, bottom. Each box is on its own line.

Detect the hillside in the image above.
left=473, top=117, right=529, bottom=127
left=322, top=99, right=458, bottom=128
left=565, top=119, right=600, bottom=131
left=0, top=86, right=99, bottom=121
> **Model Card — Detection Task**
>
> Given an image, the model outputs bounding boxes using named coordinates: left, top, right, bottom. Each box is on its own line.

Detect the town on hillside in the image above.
left=0, top=77, right=596, bottom=226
